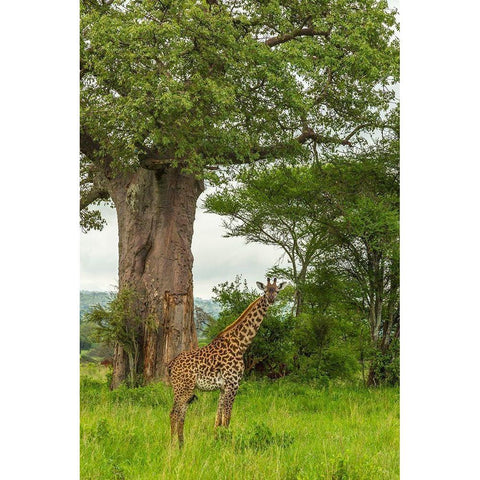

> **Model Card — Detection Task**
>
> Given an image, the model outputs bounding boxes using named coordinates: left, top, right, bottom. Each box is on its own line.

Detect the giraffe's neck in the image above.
left=217, top=296, right=269, bottom=354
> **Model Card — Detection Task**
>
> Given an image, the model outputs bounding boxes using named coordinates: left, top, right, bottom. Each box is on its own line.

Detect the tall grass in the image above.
left=80, top=365, right=399, bottom=480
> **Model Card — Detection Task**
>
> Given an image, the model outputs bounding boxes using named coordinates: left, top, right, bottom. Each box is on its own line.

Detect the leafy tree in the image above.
left=205, top=116, right=399, bottom=385
left=318, top=128, right=399, bottom=384
left=84, top=288, right=154, bottom=387
left=205, top=165, right=335, bottom=315
left=290, top=273, right=369, bottom=383
left=81, top=0, right=399, bottom=387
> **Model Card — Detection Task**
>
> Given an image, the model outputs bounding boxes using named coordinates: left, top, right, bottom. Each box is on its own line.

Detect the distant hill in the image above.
left=194, top=297, right=221, bottom=319
left=80, top=291, right=114, bottom=320
left=80, top=291, right=220, bottom=321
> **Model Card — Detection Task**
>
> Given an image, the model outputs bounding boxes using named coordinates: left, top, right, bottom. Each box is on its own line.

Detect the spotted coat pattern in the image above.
left=168, top=279, right=285, bottom=446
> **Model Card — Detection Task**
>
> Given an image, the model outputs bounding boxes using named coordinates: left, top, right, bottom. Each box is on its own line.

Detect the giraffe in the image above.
left=168, top=277, right=286, bottom=447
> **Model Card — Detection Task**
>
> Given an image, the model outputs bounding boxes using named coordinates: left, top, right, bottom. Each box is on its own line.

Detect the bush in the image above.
left=369, top=339, right=399, bottom=386
left=323, top=346, right=358, bottom=381
left=293, top=313, right=333, bottom=357
left=292, top=313, right=359, bottom=382
left=83, top=288, right=152, bottom=387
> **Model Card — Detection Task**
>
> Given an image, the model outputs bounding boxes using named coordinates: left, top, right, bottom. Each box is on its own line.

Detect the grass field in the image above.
left=80, top=364, right=399, bottom=480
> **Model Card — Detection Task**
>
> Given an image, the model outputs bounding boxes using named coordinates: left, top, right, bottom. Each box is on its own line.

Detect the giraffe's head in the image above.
left=256, top=277, right=287, bottom=304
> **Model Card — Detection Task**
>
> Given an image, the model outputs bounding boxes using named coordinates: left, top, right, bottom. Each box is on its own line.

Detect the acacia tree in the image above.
left=80, top=0, right=398, bottom=387
left=321, top=132, right=400, bottom=385
left=204, top=165, right=333, bottom=315
left=204, top=120, right=400, bottom=385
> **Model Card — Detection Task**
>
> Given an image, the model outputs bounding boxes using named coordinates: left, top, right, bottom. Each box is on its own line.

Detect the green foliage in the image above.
left=370, top=339, right=400, bottom=386
left=293, top=313, right=334, bottom=357
left=81, top=0, right=399, bottom=226
left=80, top=208, right=106, bottom=233
left=204, top=165, right=332, bottom=316
left=204, top=121, right=400, bottom=386
left=290, top=293, right=373, bottom=383
left=323, top=346, right=359, bottom=380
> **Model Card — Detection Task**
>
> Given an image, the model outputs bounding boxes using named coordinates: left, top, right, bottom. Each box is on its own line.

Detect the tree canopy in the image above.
left=204, top=110, right=399, bottom=384
left=81, top=0, right=398, bottom=229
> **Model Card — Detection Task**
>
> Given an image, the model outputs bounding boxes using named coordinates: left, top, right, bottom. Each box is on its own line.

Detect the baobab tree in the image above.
left=80, top=0, right=398, bottom=388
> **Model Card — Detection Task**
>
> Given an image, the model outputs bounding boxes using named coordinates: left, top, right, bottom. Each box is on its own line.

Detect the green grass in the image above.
left=80, top=365, right=399, bottom=480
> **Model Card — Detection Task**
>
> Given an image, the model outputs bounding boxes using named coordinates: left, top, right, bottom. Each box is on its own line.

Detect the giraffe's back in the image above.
left=169, top=337, right=242, bottom=392
left=194, top=338, right=234, bottom=391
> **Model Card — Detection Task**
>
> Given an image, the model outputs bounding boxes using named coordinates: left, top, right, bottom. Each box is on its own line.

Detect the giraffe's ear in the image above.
left=256, top=281, right=265, bottom=290
left=277, top=282, right=287, bottom=290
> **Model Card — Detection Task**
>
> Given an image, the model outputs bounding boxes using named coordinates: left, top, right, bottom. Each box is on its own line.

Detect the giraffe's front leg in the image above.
left=215, top=389, right=225, bottom=428
left=221, top=383, right=239, bottom=427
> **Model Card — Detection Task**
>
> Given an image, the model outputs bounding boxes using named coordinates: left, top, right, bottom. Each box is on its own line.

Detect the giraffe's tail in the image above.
left=187, top=394, right=198, bottom=404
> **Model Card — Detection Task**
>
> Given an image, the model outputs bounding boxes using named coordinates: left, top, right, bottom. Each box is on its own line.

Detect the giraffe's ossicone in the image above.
left=168, top=277, right=286, bottom=446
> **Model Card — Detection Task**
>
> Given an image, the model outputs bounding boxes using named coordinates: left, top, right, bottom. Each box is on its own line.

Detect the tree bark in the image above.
left=108, top=166, right=203, bottom=388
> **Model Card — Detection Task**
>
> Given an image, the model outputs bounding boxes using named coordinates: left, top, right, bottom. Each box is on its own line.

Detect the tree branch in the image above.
left=136, top=144, right=174, bottom=171
left=80, top=129, right=101, bottom=159
left=342, top=123, right=371, bottom=144
left=200, top=123, right=366, bottom=168
left=265, top=27, right=330, bottom=48
left=80, top=186, right=110, bottom=210
left=297, top=123, right=372, bottom=147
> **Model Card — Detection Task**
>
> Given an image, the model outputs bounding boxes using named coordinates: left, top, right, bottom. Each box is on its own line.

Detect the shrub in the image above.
left=83, top=288, right=153, bottom=387
left=369, top=339, right=400, bottom=386
left=323, top=346, right=358, bottom=381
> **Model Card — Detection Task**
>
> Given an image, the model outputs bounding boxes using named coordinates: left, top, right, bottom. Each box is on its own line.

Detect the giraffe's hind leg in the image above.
left=170, top=400, right=190, bottom=447
left=170, top=373, right=196, bottom=447
left=170, top=401, right=180, bottom=442
left=215, top=389, right=225, bottom=429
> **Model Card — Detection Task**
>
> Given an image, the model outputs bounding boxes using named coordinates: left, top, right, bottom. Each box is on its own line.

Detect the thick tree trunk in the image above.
left=108, top=167, right=203, bottom=388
